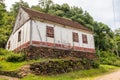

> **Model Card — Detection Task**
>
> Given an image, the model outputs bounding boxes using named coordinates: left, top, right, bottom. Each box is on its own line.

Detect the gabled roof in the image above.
left=22, top=7, right=92, bottom=32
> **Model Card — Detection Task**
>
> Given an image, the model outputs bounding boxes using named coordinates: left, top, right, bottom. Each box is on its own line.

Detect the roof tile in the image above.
left=22, top=7, right=92, bottom=32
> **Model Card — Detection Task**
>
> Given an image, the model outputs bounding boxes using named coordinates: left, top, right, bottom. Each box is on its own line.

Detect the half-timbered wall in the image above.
left=6, top=20, right=31, bottom=50
left=6, top=8, right=95, bottom=54
left=31, top=20, right=95, bottom=52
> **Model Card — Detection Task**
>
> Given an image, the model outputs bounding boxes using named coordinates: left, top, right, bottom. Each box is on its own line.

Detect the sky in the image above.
left=4, top=0, right=120, bottom=30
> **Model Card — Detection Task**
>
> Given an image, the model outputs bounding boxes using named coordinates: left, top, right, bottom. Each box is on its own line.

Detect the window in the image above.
left=73, top=32, right=79, bottom=42
left=8, top=41, right=10, bottom=49
left=18, top=31, right=21, bottom=42
left=82, top=34, right=88, bottom=44
left=46, top=26, right=54, bottom=38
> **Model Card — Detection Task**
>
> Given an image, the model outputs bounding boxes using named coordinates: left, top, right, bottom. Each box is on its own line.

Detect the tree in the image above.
left=114, top=28, right=120, bottom=57
left=39, top=0, right=53, bottom=13
left=0, top=0, right=14, bottom=48
left=0, top=0, right=6, bottom=27
left=10, top=0, right=29, bottom=17
left=31, top=5, right=43, bottom=12
left=94, top=22, right=113, bottom=51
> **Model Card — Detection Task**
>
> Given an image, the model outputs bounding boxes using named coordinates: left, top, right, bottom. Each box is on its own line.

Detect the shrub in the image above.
left=91, top=60, right=100, bottom=68
left=6, top=53, right=25, bottom=62
left=0, top=66, right=2, bottom=69
left=113, top=60, right=120, bottom=67
left=0, top=48, right=10, bottom=55
left=99, top=51, right=120, bottom=66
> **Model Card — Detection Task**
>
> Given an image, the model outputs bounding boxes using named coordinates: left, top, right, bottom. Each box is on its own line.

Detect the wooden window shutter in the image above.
left=8, top=41, right=10, bottom=49
left=46, top=26, right=54, bottom=38
left=18, top=31, right=21, bottom=42
left=82, top=34, right=88, bottom=44
left=73, top=32, right=79, bottom=42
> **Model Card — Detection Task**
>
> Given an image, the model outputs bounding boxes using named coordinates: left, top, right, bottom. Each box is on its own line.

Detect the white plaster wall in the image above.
left=61, top=28, right=71, bottom=46
left=31, top=20, right=95, bottom=49
left=54, top=25, right=73, bottom=46
left=13, top=8, right=30, bottom=33
left=32, top=20, right=47, bottom=42
left=54, top=26, right=61, bottom=44
left=7, top=19, right=95, bottom=51
left=6, top=20, right=30, bottom=50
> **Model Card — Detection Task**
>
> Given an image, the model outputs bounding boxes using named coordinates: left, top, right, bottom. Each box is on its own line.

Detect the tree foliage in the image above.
left=114, top=28, right=120, bottom=56
left=0, top=0, right=28, bottom=48
left=10, top=0, right=29, bottom=17
left=0, top=1, right=14, bottom=48
left=0, top=0, right=6, bottom=27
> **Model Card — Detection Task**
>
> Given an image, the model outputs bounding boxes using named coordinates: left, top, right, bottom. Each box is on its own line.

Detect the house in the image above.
left=6, top=7, right=95, bottom=59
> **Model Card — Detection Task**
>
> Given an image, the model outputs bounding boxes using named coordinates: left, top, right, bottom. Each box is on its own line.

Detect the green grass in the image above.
left=0, top=58, right=60, bottom=71
left=0, top=49, right=120, bottom=80
left=0, top=58, right=77, bottom=71
left=0, top=79, right=7, bottom=80
left=0, top=57, right=64, bottom=71
left=21, top=65, right=120, bottom=80
left=0, top=60, right=28, bottom=71
left=0, top=48, right=61, bottom=71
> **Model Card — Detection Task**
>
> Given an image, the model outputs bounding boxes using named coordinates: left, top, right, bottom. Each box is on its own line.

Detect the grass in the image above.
left=0, top=49, right=120, bottom=80
left=21, top=65, right=120, bottom=80
left=0, top=58, right=62, bottom=71
left=0, top=79, right=7, bottom=80
left=0, top=58, right=79, bottom=71
left=0, top=56, right=64, bottom=71
left=0, top=48, right=61, bottom=71
left=0, top=60, right=28, bottom=71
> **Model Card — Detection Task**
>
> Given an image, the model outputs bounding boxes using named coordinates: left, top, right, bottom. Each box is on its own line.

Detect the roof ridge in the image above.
left=22, top=7, right=75, bottom=22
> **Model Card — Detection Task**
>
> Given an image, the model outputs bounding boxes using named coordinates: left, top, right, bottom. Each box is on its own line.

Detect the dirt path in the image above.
left=95, top=70, right=120, bottom=80
left=0, top=75, right=19, bottom=80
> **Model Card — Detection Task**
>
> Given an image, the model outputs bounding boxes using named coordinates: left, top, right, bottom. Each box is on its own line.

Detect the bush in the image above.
left=0, top=48, right=10, bottom=55
left=99, top=51, right=120, bottom=66
left=6, top=53, right=25, bottom=62
left=113, top=60, right=120, bottom=67
left=0, top=66, right=2, bottom=69
left=91, top=60, right=100, bottom=68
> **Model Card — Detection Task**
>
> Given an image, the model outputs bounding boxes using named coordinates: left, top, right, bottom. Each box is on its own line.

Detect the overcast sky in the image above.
left=4, top=0, right=120, bottom=30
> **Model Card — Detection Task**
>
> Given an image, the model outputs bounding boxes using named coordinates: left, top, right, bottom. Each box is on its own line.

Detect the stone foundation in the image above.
left=20, top=46, right=96, bottom=60
left=30, top=59, right=96, bottom=75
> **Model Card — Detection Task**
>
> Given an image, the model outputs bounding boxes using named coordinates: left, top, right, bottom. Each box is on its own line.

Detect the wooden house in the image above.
left=6, top=7, right=95, bottom=59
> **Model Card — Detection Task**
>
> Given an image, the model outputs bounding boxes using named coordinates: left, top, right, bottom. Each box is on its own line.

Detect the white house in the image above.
left=6, top=7, right=95, bottom=54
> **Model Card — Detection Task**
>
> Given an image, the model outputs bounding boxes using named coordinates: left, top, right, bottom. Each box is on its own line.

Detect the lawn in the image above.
left=21, top=65, right=120, bottom=80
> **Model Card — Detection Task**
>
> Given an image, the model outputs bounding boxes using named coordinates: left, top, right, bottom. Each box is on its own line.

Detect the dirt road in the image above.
left=95, top=70, right=120, bottom=80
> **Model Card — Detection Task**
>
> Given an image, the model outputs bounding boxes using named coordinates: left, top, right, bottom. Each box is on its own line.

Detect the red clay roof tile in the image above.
left=22, top=7, right=92, bottom=32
